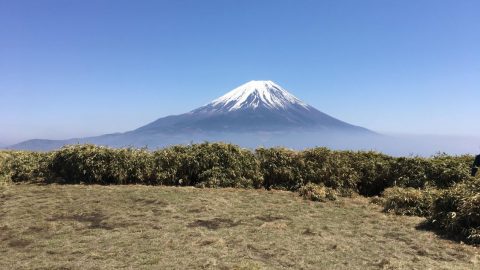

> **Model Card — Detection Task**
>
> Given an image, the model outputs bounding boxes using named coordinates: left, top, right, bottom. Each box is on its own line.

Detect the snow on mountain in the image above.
left=207, top=80, right=310, bottom=112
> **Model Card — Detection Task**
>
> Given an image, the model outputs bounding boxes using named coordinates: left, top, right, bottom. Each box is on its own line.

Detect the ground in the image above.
left=0, top=184, right=478, bottom=270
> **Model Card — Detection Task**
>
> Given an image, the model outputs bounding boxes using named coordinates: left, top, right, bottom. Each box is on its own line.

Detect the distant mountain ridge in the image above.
left=10, top=80, right=374, bottom=151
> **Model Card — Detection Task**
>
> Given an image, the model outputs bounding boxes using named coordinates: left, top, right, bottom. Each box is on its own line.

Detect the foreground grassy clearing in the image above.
left=0, top=185, right=478, bottom=269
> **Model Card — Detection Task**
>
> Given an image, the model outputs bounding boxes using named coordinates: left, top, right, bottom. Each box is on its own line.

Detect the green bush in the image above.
left=298, top=183, right=337, bottom=202
left=256, top=147, right=304, bottom=190
left=425, top=154, right=472, bottom=188
left=117, top=148, right=156, bottom=184
left=155, top=143, right=263, bottom=188
left=389, top=155, right=471, bottom=189
left=382, top=187, right=440, bottom=217
left=152, top=146, right=189, bottom=186
left=428, top=179, right=480, bottom=244
left=390, top=157, right=429, bottom=188
left=49, top=145, right=154, bottom=184
left=348, top=151, right=393, bottom=196
left=0, top=151, right=51, bottom=183
left=302, top=148, right=359, bottom=192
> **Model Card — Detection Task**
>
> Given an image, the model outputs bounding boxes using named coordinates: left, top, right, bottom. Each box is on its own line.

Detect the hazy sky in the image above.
left=1, top=0, right=479, bottom=145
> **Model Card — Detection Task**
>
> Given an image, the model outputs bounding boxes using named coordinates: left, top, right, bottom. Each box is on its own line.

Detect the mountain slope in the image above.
left=134, top=80, right=371, bottom=134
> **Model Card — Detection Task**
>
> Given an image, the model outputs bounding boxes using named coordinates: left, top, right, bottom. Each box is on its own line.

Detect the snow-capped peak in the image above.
left=209, top=80, right=309, bottom=111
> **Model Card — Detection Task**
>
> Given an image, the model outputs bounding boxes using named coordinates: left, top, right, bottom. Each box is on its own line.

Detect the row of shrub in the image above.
left=256, top=147, right=472, bottom=195
left=0, top=144, right=262, bottom=188
left=0, top=143, right=473, bottom=194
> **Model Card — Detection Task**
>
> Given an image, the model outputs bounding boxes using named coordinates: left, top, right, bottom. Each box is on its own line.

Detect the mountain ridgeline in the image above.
left=10, top=80, right=375, bottom=151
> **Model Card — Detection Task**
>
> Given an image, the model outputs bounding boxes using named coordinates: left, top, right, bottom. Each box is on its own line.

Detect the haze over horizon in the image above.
left=1, top=0, right=479, bottom=146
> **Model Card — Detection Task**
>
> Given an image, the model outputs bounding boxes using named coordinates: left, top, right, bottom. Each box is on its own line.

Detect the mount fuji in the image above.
left=135, top=80, right=371, bottom=134
left=9, top=80, right=374, bottom=151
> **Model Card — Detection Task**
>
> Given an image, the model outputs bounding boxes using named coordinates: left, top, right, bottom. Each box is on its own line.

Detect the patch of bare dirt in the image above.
left=256, top=214, right=290, bottom=222
left=47, top=211, right=113, bottom=230
left=188, top=218, right=241, bottom=230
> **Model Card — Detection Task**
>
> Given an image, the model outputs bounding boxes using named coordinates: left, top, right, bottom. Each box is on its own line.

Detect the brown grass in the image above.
left=0, top=184, right=478, bottom=269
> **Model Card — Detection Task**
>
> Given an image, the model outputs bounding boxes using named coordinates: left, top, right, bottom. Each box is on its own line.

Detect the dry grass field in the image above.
left=0, top=184, right=478, bottom=269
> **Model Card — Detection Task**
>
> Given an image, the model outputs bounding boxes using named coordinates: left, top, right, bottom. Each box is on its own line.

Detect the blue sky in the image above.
left=1, top=0, right=479, bottom=145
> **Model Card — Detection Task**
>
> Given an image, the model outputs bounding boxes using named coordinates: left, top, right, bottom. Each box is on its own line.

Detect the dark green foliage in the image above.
left=49, top=145, right=155, bottom=184
left=382, top=187, right=440, bottom=217
left=256, top=147, right=304, bottom=190
left=118, top=148, right=156, bottom=184
left=428, top=178, right=480, bottom=244
left=425, top=154, right=471, bottom=188
left=46, top=143, right=262, bottom=187
left=154, top=143, right=262, bottom=188
left=301, top=149, right=394, bottom=196
left=389, top=154, right=471, bottom=189
left=390, top=157, right=429, bottom=188
left=347, top=151, right=393, bottom=196
left=152, top=146, right=189, bottom=186
left=302, top=148, right=359, bottom=191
